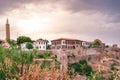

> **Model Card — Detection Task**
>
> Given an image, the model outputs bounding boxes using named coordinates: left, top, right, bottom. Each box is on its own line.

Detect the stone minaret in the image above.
left=6, top=18, right=10, bottom=40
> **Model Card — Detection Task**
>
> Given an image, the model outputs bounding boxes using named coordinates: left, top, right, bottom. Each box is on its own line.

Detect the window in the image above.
left=73, top=46, right=75, bottom=49
left=43, top=46, right=45, bottom=48
left=76, top=45, right=78, bottom=47
left=40, top=46, right=41, bottom=49
left=57, top=46, right=60, bottom=49
left=76, top=41, right=79, bottom=44
left=72, top=41, right=75, bottom=44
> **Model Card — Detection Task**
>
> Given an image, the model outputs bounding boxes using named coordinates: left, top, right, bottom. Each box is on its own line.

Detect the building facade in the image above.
left=21, top=42, right=29, bottom=51
left=33, top=40, right=46, bottom=50
left=6, top=19, right=10, bottom=40
left=21, top=40, right=46, bottom=51
left=51, top=38, right=82, bottom=50
left=82, top=41, right=92, bottom=48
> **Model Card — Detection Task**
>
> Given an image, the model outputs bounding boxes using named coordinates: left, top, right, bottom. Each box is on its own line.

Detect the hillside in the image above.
left=0, top=45, right=120, bottom=80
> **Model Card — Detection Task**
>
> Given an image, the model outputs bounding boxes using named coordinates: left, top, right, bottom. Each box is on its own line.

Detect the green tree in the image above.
left=87, top=71, right=101, bottom=80
left=7, top=39, right=17, bottom=46
left=93, top=41, right=101, bottom=47
left=17, top=36, right=32, bottom=45
left=68, top=60, right=93, bottom=76
left=26, top=42, right=33, bottom=50
left=105, top=45, right=109, bottom=48
left=45, top=39, right=51, bottom=49
left=43, top=50, right=50, bottom=59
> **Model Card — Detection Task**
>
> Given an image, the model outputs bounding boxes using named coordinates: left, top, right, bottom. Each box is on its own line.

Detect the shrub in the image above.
left=38, top=54, right=44, bottom=58
left=43, top=50, right=50, bottom=59
left=41, top=60, right=51, bottom=69
left=26, top=42, right=33, bottom=50
left=68, top=60, right=93, bottom=76
left=0, top=46, right=34, bottom=79
left=87, top=71, right=102, bottom=80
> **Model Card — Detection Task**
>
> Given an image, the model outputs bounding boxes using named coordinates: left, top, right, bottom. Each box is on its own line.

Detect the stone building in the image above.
left=111, top=44, right=119, bottom=52
left=51, top=38, right=82, bottom=50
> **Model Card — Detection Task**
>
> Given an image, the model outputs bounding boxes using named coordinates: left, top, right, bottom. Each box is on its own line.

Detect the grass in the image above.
left=0, top=45, right=71, bottom=80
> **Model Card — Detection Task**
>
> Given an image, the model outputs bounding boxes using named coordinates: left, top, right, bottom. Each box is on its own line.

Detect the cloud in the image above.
left=1, top=0, right=120, bottom=16
left=0, top=0, right=62, bottom=15
left=61, top=0, right=120, bottom=13
left=0, top=0, right=120, bottom=46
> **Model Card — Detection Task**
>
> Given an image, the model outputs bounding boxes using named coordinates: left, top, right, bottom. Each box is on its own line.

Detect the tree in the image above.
left=7, top=39, right=17, bottom=46
left=26, top=42, right=33, bottom=50
left=43, top=50, right=50, bottom=59
left=17, top=36, right=32, bottom=45
left=45, top=39, right=51, bottom=49
left=105, top=45, right=109, bottom=48
left=87, top=71, right=101, bottom=80
left=68, top=60, right=93, bottom=76
left=93, top=41, right=101, bottom=47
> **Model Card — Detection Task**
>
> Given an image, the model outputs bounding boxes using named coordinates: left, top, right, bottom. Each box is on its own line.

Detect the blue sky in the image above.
left=0, top=0, right=120, bottom=46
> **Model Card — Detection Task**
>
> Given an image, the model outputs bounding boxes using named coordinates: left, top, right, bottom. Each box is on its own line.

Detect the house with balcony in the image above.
left=51, top=38, right=82, bottom=50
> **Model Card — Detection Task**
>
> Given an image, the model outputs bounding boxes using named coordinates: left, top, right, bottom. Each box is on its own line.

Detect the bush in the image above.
left=0, top=46, right=71, bottom=80
left=68, top=60, right=93, bottom=76
left=41, top=61, right=51, bottom=69
left=38, top=54, right=44, bottom=58
left=111, top=65, right=115, bottom=71
left=0, top=46, right=34, bottom=79
left=87, top=71, right=102, bottom=80
left=43, top=50, right=50, bottom=59
left=26, top=42, right=33, bottom=49
left=79, top=59, right=87, bottom=65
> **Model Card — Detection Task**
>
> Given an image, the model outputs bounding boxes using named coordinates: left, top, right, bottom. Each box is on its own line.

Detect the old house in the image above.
left=33, top=39, right=46, bottom=51
left=21, top=40, right=46, bottom=51
left=51, top=38, right=82, bottom=50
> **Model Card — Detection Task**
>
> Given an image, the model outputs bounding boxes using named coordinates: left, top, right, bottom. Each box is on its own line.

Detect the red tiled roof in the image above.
left=36, top=40, right=46, bottom=42
left=51, top=38, right=82, bottom=41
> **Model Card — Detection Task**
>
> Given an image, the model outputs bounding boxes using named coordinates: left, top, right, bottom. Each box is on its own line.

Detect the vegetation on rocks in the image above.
left=68, top=59, right=93, bottom=76
left=0, top=43, right=120, bottom=80
left=0, top=45, right=70, bottom=80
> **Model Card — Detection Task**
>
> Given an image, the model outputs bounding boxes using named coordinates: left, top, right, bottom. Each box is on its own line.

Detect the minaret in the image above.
left=6, top=18, right=10, bottom=40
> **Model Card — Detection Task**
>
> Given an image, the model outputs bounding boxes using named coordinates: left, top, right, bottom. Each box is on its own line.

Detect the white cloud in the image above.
left=0, top=1, right=120, bottom=46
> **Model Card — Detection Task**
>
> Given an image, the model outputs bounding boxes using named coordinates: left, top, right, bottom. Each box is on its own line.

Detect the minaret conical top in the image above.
left=7, top=18, right=9, bottom=24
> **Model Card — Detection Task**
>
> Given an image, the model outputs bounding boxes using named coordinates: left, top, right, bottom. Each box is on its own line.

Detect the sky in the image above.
left=0, top=0, right=120, bottom=46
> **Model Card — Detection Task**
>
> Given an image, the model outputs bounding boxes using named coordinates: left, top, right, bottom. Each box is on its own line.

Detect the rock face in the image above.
left=105, top=44, right=120, bottom=52
left=85, top=48, right=99, bottom=55
left=54, top=50, right=68, bottom=72
left=50, top=47, right=120, bottom=76
left=111, top=44, right=120, bottom=52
